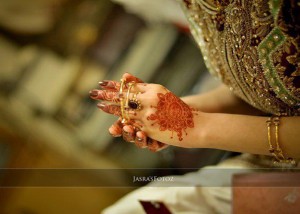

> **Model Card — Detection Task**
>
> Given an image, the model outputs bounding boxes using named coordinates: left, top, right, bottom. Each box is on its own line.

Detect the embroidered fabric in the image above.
left=103, top=2, right=300, bottom=213
left=180, top=0, right=300, bottom=116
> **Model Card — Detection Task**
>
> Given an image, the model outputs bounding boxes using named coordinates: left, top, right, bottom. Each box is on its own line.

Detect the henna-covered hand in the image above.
left=147, top=92, right=196, bottom=141
left=90, top=73, right=168, bottom=152
left=91, top=73, right=200, bottom=148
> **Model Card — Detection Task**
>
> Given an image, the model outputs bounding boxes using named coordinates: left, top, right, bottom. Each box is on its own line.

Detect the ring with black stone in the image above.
left=128, top=92, right=142, bottom=110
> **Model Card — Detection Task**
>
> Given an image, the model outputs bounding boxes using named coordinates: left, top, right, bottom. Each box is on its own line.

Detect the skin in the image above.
left=90, top=73, right=300, bottom=159
left=147, top=91, right=197, bottom=141
left=90, top=73, right=167, bottom=151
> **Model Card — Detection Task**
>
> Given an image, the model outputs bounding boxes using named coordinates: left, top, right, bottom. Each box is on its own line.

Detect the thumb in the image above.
left=122, top=72, right=144, bottom=83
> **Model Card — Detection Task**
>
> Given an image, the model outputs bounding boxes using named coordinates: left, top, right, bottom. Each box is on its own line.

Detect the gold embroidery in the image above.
left=182, top=0, right=300, bottom=115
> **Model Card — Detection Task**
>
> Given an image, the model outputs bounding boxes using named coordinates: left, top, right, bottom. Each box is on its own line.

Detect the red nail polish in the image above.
left=110, top=132, right=121, bottom=137
left=97, top=103, right=106, bottom=109
left=89, top=90, right=98, bottom=98
left=123, top=130, right=130, bottom=136
left=99, top=81, right=108, bottom=87
left=136, top=137, right=143, bottom=142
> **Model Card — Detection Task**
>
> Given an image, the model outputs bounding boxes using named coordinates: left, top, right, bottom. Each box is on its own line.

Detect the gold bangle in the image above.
left=272, top=116, right=285, bottom=161
left=124, top=81, right=135, bottom=120
left=119, top=79, right=127, bottom=124
left=125, top=82, right=135, bottom=109
left=266, top=117, right=279, bottom=161
left=266, top=116, right=296, bottom=166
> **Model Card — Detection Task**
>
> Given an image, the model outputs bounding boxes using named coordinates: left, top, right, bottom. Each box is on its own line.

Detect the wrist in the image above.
left=188, top=112, right=213, bottom=149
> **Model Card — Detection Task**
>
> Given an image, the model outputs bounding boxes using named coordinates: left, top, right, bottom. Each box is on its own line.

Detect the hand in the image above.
left=91, top=73, right=200, bottom=148
left=90, top=73, right=168, bottom=152
left=117, top=82, right=198, bottom=147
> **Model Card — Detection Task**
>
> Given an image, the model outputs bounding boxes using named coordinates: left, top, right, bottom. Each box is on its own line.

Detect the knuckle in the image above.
left=152, top=84, right=164, bottom=91
left=143, top=110, right=154, bottom=121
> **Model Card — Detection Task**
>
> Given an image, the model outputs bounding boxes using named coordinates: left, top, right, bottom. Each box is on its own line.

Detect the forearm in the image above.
left=193, top=113, right=300, bottom=158
left=181, top=84, right=265, bottom=115
left=93, top=74, right=298, bottom=155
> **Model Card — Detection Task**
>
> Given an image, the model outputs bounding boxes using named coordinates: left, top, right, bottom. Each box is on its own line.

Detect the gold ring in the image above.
left=128, top=92, right=142, bottom=110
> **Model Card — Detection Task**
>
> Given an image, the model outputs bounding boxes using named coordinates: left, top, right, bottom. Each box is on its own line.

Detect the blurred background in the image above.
left=0, top=0, right=227, bottom=213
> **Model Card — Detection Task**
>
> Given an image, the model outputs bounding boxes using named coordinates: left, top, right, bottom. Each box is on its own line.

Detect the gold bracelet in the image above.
left=125, top=82, right=135, bottom=109
left=272, top=116, right=285, bottom=161
left=266, top=117, right=279, bottom=161
left=266, top=116, right=296, bottom=166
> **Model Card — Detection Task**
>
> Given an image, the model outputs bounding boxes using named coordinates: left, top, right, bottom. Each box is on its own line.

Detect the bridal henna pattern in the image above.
left=109, top=119, right=123, bottom=137
left=97, top=103, right=121, bottom=116
left=98, top=91, right=120, bottom=103
left=99, top=81, right=120, bottom=91
left=147, top=92, right=195, bottom=141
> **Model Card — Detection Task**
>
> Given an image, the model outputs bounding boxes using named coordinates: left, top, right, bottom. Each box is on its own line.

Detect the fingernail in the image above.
left=97, top=103, right=106, bottom=109
left=122, top=129, right=133, bottom=137
left=136, top=137, right=143, bottom=142
left=122, top=129, right=130, bottom=136
left=110, top=132, right=121, bottom=137
left=99, top=81, right=108, bottom=87
left=89, top=90, right=98, bottom=98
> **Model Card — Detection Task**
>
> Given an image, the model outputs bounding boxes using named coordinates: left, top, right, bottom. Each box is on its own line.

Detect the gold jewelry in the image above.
left=124, top=81, right=135, bottom=120
left=272, top=116, right=285, bottom=161
left=125, top=82, right=135, bottom=108
left=266, top=116, right=296, bottom=166
left=266, top=117, right=279, bottom=161
left=119, top=79, right=128, bottom=124
left=128, top=92, right=143, bottom=110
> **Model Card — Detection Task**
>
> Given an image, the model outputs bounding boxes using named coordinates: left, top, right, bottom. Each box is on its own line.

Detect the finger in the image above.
left=91, top=85, right=146, bottom=103
left=122, top=92, right=146, bottom=121
left=90, top=90, right=120, bottom=103
left=122, top=72, right=144, bottom=83
left=147, top=139, right=168, bottom=152
left=109, top=119, right=123, bottom=137
left=97, top=103, right=121, bottom=116
left=130, top=120, right=144, bottom=129
left=147, top=139, right=160, bottom=152
left=92, top=90, right=145, bottom=120
left=98, top=74, right=144, bottom=91
left=108, top=119, right=142, bottom=138
left=97, top=77, right=147, bottom=97
left=97, top=102, right=142, bottom=124
left=156, top=143, right=169, bottom=151
left=99, top=80, right=120, bottom=91
left=122, top=125, right=136, bottom=143
left=135, top=131, right=148, bottom=148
